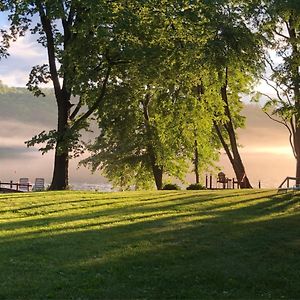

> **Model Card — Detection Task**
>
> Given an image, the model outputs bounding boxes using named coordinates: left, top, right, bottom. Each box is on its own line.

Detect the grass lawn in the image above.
left=0, top=189, right=299, bottom=299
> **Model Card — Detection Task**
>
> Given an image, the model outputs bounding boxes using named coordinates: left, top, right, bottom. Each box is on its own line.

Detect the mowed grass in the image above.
left=0, top=189, right=300, bottom=299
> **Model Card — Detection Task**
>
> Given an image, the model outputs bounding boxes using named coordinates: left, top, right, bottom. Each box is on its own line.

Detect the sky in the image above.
left=0, top=12, right=49, bottom=87
left=0, top=13, right=296, bottom=189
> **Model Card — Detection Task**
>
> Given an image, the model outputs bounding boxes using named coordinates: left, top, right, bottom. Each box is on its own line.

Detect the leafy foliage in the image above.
left=162, top=183, right=181, bottom=190
left=186, top=183, right=206, bottom=190
left=0, top=0, right=265, bottom=189
left=250, top=0, right=300, bottom=161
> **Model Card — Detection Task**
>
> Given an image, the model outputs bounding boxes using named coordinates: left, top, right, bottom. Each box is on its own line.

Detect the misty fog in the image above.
left=0, top=99, right=295, bottom=189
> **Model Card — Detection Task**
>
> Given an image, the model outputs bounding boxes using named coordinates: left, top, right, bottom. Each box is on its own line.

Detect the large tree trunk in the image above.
left=38, top=5, right=111, bottom=191
left=39, top=9, right=72, bottom=191
left=142, top=93, right=164, bottom=190
left=230, top=152, right=251, bottom=188
left=288, top=19, right=300, bottom=185
left=50, top=150, right=69, bottom=190
left=150, top=157, right=163, bottom=190
left=294, top=127, right=300, bottom=185
left=49, top=100, right=71, bottom=190
left=214, top=69, right=252, bottom=189
left=214, top=122, right=252, bottom=188
left=296, top=156, right=300, bottom=185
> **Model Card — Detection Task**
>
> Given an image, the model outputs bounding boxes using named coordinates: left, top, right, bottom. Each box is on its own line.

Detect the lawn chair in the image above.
left=33, top=178, right=45, bottom=191
left=18, top=178, right=31, bottom=192
left=217, top=172, right=230, bottom=189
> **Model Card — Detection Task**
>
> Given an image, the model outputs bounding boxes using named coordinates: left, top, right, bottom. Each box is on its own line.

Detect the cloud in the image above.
left=9, top=36, right=45, bottom=59
left=0, top=34, right=48, bottom=87
left=0, top=69, right=30, bottom=87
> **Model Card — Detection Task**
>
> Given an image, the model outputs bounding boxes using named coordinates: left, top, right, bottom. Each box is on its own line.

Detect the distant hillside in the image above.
left=0, top=83, right=56, bottom=126
left=0, top=84, right=285, bottom=142
left=0, top=84, right=295, bottom=187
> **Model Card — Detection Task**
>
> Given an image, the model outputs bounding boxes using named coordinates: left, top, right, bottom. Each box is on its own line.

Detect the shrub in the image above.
left=162, top=183, right=181, bottom=190
left=186, top=183, right=206, bottom=190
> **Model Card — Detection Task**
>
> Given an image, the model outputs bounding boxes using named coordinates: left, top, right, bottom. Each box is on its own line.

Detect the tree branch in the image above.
left=274, top=29, right=289, bottom=40
left=70, top=97, right=83, bottom=120
left=71, top=65, right=111, bottom=131
left=290, top=117, right=297, bottom=158
left=37, top=2, right=62, bottom=101
left=264, top=111, right=297, bottom=158
left=261, top=77, right=291, bottom=106
left=213, top=121, right=234, bottom=165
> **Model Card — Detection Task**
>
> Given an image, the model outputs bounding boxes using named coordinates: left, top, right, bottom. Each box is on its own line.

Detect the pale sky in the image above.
left=0, top=12, right=49, bottom=87
left=0, top=34, right=48, bottom=87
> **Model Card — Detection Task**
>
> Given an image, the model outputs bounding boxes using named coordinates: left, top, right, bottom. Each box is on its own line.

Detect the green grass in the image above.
left=0, top=189, right=299, bottom=299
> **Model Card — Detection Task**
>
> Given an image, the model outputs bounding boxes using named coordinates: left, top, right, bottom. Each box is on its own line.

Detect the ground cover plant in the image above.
left=0, top=189, right=300, bottom=299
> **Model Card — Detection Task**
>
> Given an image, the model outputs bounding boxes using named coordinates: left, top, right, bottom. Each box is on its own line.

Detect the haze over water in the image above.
left=217, top=105, right=295, bottom=188
left=0, top=102, right=294, bottom=189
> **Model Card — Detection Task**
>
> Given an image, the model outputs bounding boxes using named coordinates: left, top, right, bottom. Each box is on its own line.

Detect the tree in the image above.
left=83, top=74, right=218, bottom=190
left=83, top=0, right=262, bottom=190
left=251, top=0, right=300, bottom=182
left=192, top=1, right=264, bottom=188
left=1, top=1, right=162, bottom=190
left=79, top=2, right=220, bottom=190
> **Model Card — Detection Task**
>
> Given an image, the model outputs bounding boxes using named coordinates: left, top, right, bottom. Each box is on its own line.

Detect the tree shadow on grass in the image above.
left=0, top=191, right=185, bottom=215
left=0, top=190, right=273, bottom=232
left=0, top=191, right=299, bottom=299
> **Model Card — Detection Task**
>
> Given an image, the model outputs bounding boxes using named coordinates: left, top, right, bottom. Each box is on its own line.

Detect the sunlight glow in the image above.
left=240, top=146, right=293, bottom=155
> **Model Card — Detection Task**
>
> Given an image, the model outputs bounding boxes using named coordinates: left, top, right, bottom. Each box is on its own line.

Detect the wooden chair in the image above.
left=18, top=178, right=30, bottom=192
left=217, top=172, right=229, bottom=189
left=33, top=178, right=45, bottom=191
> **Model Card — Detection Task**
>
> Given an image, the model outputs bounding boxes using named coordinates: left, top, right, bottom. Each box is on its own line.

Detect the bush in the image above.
left=186, top=183, right=206, bottom=190
left=162, top=183, right=181, bottom=190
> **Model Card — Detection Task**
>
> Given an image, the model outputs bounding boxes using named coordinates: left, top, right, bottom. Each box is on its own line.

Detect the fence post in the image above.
left=259, top=180, right=261, bottom=189
left=205, top=175, right=208, bottom=189
left=209, top=174, right=212, bottom=189
left=10, top=180, right=13, bottom=189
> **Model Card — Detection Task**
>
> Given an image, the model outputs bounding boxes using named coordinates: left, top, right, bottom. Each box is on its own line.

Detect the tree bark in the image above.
left=214, top=121, right=251, bottom=188
left=49, top=99, right=71, bottom=190
left=149, top=153, right=164, bottom=190
left=214, top=69, right=252, bottom=188
left=38, top=5, right=71, bottom=190
left=142, top=93, right=164, bottom=190
left=287, top=17, right=300, bottom=185
left=294, top=127, right=300, bottom=184
left=38, top=6, right=111, bottom=190
left=50, top=149, right=69, bottom=190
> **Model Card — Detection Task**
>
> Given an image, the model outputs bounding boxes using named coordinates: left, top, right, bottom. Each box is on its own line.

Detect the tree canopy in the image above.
left=1, top=0, right=284, bottom=190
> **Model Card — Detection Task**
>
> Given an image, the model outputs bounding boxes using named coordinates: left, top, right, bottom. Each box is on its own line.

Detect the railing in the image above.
left=0, top=181, right=32, bottom=192
left=278, top=177, right=300, bottom=189
left=277, top=177, right=300, bottom=193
